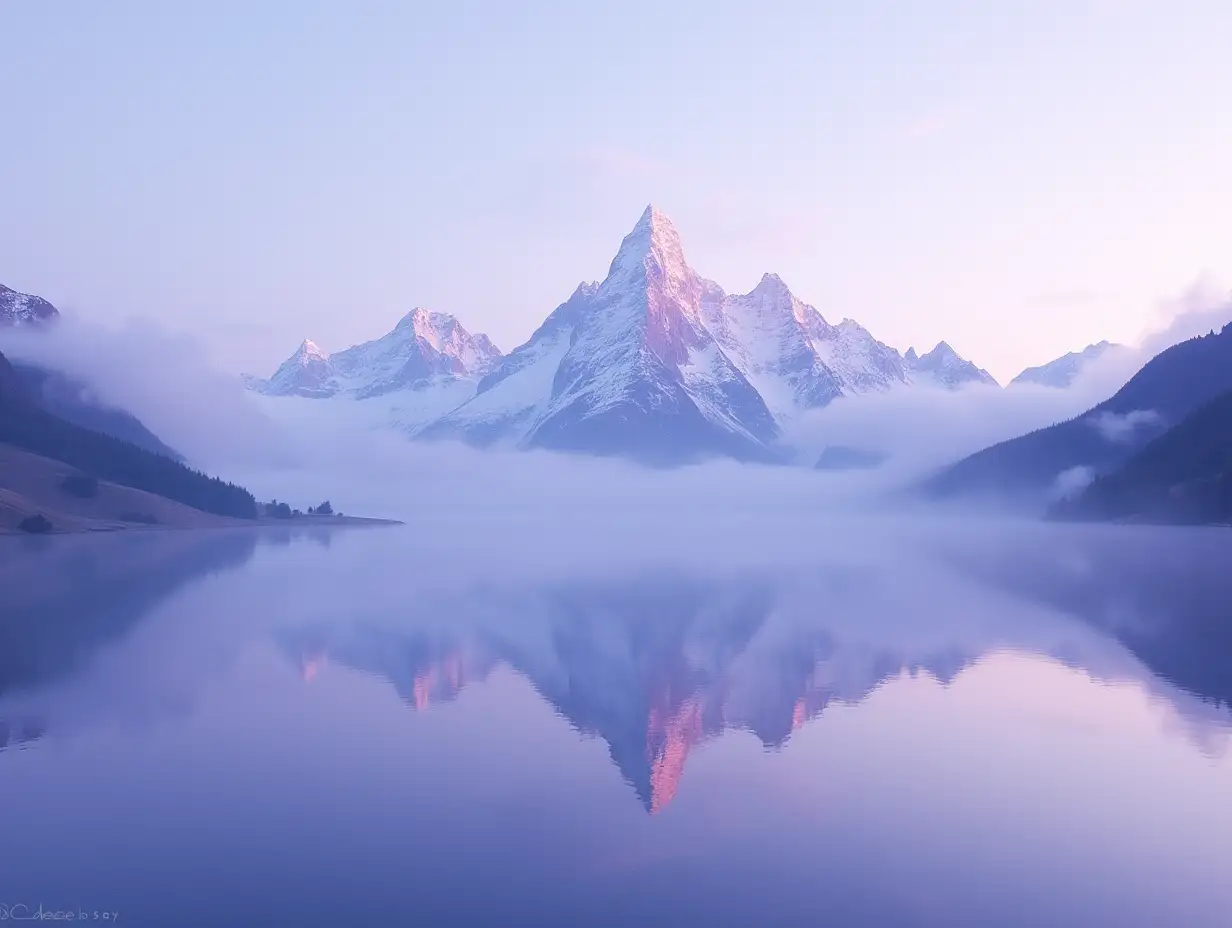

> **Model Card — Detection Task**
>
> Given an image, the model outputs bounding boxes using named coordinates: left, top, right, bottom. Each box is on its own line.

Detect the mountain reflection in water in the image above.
left=276, top=529, right=1232, bottom=814
left=2, top=522, right=1231, bottom=927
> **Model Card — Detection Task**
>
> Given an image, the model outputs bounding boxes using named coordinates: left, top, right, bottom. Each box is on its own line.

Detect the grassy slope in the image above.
left=0, top=445, right=243, bottom=532
left=0, top=347, right=256, bottom=519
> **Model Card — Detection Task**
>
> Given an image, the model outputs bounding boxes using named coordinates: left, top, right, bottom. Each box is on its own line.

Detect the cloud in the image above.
left=1, top=306, right=1149, bottom=522
left=781, top=375, right=1122, bottom=483
left=0, top=317, right=288, bottom=472
left=8, top=275, right=1224, bottom=522
left=1086, top=409, right=1161, bottom=444
left=1137, top=274, right=1231, bottom=357
left=1051, top=466, right=1095, bottom=501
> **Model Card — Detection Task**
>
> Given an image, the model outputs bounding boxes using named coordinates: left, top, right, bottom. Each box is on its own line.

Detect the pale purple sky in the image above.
left=1, top=1, right=1229, bottom=381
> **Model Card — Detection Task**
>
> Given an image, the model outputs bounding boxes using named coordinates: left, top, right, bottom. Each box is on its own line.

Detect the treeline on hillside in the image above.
left=927, top=324, right=1232, bottom=501
left=0, top=404, right=257, bottom=519
left=1055, top=389, right=1232, bottom=524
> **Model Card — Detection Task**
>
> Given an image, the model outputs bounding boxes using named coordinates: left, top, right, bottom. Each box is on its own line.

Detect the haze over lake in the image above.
left=2, top=521, right=1230, bottom=927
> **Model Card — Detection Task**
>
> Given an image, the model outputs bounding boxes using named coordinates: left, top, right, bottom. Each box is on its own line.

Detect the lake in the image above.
left=1, top=520, right=1231, bottom=926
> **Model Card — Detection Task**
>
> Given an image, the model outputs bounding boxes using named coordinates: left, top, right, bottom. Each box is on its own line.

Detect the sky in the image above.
left=1, top=1, right=1230, bottom=383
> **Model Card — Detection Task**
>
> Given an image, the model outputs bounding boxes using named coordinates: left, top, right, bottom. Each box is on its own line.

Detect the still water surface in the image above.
left=1, top=522, right=1230, bottom=926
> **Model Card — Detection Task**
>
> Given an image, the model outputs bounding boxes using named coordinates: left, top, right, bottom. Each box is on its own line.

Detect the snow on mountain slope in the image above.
left=904, top=342, right=998, bottom=389
left=0, top=284, right=60, bottom=327
left=708, top=273, right=907, bottom=421
left=1011, top=341, right=1124, bottom=389
left=247, top=206, right=997, bottom=463
left=818, top=319, right=911, bottom=392
left=252, top=309, right=501, bottom=400
left=250, top=376, right=479, bottom=437
left=332, top=309, right=501, bottom=398
left=248, top=309, right=503, bottom=436
left=260, top=340, right=335, bottom=397
left=422, top=283, right=595, bottom=445
left=528, top=207, right=779, bottom=460
left=428, top=207, right=781, bottom=463
left=704, top=274, right=843, bottom=421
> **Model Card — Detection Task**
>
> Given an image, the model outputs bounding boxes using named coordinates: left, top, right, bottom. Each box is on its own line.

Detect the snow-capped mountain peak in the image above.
left=605, top=204, right=693, bottom=297
left=743, top=273, right=812, bottom=323
left=421, top=206, right=997, bottom=458
left=1011, top=340, right=1125, bottom=388
left=0, top=284, right=60, bottom=327
left=927, top=341, right=957, bottom=360
left=905, top=341, right=998, bottom=388
left=750, top=271, right=792, bottom=298
left=260, top=338, right=334, bottom=397
left=394, top=307, right=457, bottom=343
left=391, top=307, right=502, bottom=377
left=252, top=206, right=998, bottom=463
left=296, top=339, right=327, bottom=359
left=427, top=206, right=781, bottom=462
left=251, top=310, right=502, bottom=401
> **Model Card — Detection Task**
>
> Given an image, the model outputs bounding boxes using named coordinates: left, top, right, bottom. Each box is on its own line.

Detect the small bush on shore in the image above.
left=18, top=514, right=53, bottom=534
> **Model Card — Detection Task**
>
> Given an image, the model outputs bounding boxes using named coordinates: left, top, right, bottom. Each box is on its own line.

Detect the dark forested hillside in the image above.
left=925, top=322, right=1232, bottom=504
left=1054, top=389, right=1232, bottom=524
left=0, top=348, right=256, bottom=519
left=10, top=361, right=182, bottom=460
left=0, top=347, right=19, bottom=400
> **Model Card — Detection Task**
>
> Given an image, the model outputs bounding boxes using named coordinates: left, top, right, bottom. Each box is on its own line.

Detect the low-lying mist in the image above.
left=3, top=278, right=1228, bottom=530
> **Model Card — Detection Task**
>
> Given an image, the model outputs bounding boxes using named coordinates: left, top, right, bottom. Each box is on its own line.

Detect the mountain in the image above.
left=1011, top=341, right=1124, bottom=389
left=252, top=308, right=502, bottom=399
left=702, top=272, right=907, bottom=418
left=0, top=284, right=59, bottom=327
left=904, top=342, right=998, bottom=388
left=1053, top=389, right=1232, bottom=524
left=424, top=207, right=992, bottom=463
left=8, top=361, right=181, bottom=460
left=926, top=321, right=1232, bottom=505
left=253, top=207, right=992, bottom=464
left=0, top=346, right=257, bottom=523
left=426, top=207, right=782, bottom=463
left=1, top=282, right=182, bottom=458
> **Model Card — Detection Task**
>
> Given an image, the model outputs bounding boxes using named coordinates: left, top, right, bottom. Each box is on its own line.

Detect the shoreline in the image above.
left=0, top=514, right=404, bottom=536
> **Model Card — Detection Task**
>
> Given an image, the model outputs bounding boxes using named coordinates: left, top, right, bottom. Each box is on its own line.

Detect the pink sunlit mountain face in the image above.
left=252, top=206, right=995, bottom=464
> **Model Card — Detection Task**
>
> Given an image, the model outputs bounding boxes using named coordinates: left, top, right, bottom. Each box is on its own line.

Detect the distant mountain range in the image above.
left=11, top=218, right=1230, bottom=522
left=252, top=206, right=998, bottom=464
left=1010, top=340, right=1125, bottom=389
left=248, top=308, right=502, bottom=400
left=928, top=321, right=1232, bottom=516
